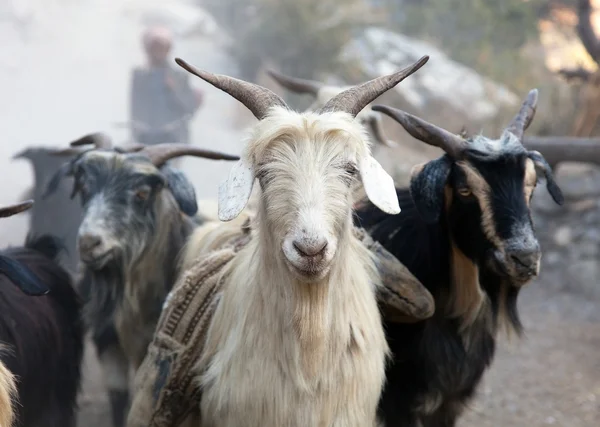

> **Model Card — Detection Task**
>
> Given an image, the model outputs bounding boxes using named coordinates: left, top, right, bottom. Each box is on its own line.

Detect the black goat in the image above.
left=0, top=201, right=84, bottom=427
left=355, top=90, right=564, bottom=426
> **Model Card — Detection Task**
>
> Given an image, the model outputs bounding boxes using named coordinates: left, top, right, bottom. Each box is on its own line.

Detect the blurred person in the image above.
left=129, top=25, right=204, bottom=146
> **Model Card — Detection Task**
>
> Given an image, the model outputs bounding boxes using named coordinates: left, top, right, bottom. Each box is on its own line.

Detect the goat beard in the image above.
left=292, top=280, right=329, bottom=378
left=80, top=259, right=126, bottom=335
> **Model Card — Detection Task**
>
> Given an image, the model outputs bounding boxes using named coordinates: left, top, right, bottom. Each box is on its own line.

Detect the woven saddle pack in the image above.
left=127, top=225, right=434, bottom=427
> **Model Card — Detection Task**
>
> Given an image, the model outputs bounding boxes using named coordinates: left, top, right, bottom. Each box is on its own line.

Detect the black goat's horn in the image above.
left=70, top=132, right=114, bottom=150
left=139, top=143, right=240, bottom=167
left=505, top=89, right=538, bottom=140
left=0, top=200, right=34, bottom=218
left=372, top=105, right=467, bottom=158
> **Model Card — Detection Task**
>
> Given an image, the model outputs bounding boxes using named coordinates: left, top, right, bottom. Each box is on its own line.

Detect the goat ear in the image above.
left=528, top=151, right=564, bottom=206
left=409, top=155, right=452, bottom=223
left=43, top=162, right=73, bottom=200
left=218, top=159, right=255, bottom=221
left=359, top=156, right=400, bottom=214
left=160, top=165, right=198, bottom=216
left=0, top=255, right=50, bottom=296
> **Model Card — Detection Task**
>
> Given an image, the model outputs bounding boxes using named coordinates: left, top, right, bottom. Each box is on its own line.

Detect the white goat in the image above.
left=175, top=54, right=429, bottom=427
left=267, top=69, right=397, bottom=148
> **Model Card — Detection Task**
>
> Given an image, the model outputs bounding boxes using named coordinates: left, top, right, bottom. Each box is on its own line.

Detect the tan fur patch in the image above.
left=447, top=239, right=485, bottom=333
left=410, top=162, right=426, bottom=181
left=444, top=167, right=489, bottom=334
left=523, top=158, right=537, bottom=207
left=456, top=162, right=503, bottom=249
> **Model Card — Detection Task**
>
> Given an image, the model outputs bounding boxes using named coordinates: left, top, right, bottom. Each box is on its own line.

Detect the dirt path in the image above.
left=460, top=283, right=600, bottom=427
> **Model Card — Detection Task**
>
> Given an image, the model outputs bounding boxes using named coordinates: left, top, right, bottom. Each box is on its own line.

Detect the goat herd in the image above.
left=0, top=53, right=566, bottom=427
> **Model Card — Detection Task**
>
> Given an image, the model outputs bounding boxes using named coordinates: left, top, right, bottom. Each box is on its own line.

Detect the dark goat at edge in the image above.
left=0, top=200, right=84, bottom=427
left=354, top=90, right=564, bottom=427
left=44, top=137, right=239, bottom=427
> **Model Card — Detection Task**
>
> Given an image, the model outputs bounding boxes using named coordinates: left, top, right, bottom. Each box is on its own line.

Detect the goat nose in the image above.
left=293, top=239, right=328, bottom=257
left=79, top=234, right=102, bottom=253
left=510, top=249, right=539, bottom=275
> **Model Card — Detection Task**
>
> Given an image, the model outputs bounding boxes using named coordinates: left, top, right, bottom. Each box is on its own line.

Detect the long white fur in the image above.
left=195, top=106, right=391, bottom=427
left=0, top=357, right=16, bottom=427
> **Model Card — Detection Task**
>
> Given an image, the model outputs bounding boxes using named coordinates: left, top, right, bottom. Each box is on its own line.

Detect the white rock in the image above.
left=341, top=27, right=520, bottom=127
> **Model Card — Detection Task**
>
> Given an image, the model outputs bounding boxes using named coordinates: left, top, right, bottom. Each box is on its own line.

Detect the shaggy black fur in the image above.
left=357, top=189, right=504, bottom=426
left=354, top=151, right=561, bottom=426
left=0, top=235, right=84, bottom=427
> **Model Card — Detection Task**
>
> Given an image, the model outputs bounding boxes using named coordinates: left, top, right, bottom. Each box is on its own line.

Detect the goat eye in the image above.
left=457, top=187, right=472, bottom=197
left=135, top=188, right=151, bottom=201
left=344, top=163, right=358, bottom=175
left=74, top=179, right=88, bottom=197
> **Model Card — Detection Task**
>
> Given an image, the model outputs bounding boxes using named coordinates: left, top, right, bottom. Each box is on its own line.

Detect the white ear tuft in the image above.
left=360, top=156, right=400, bottom=214
left=218, top=159, right=255, bottom=221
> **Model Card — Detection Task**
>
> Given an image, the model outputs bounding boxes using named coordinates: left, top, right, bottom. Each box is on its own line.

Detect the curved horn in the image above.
left=114, top=142, right=146, bottom=154
left=505, top=89, right=538, bottom=140
left=0, top=200, right=34, bottom=218
left=47, top=147, right=89, bottom=156
left=70, top=132, right=113, bottom=149
left=266, top=69, right=323, bottom=96
left=318, top=55, right=429, bottom=117
left=139, top=143, right=240, bottom=167
left=12, top=148, right=34, bottom=160
left=372, top=105, right=467, bottom=158
left=367, top=114, right=396, bottom=147
left=48, top=141, right=143, bottom=157
left=175, top=58, right=288, bottom=120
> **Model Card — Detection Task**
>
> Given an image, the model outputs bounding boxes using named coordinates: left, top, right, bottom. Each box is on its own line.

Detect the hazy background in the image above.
left=0, top=0, right=244, bottom=244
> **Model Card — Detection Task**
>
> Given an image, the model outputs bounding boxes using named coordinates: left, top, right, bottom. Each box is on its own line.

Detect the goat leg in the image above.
left=109, top=390, right=130, bottom=427
left=96, top=339, right=130, bottom=427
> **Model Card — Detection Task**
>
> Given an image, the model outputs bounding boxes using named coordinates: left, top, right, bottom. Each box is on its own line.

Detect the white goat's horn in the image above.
left=175, top=58, right=288, bottom=120
left=318, top=55, right=429, bottom=117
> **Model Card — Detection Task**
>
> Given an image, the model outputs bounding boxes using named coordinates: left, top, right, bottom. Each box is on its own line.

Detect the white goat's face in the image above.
left=258, top=119, right=362, bottom=280
left=218, top=108, right=401, bottom=283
